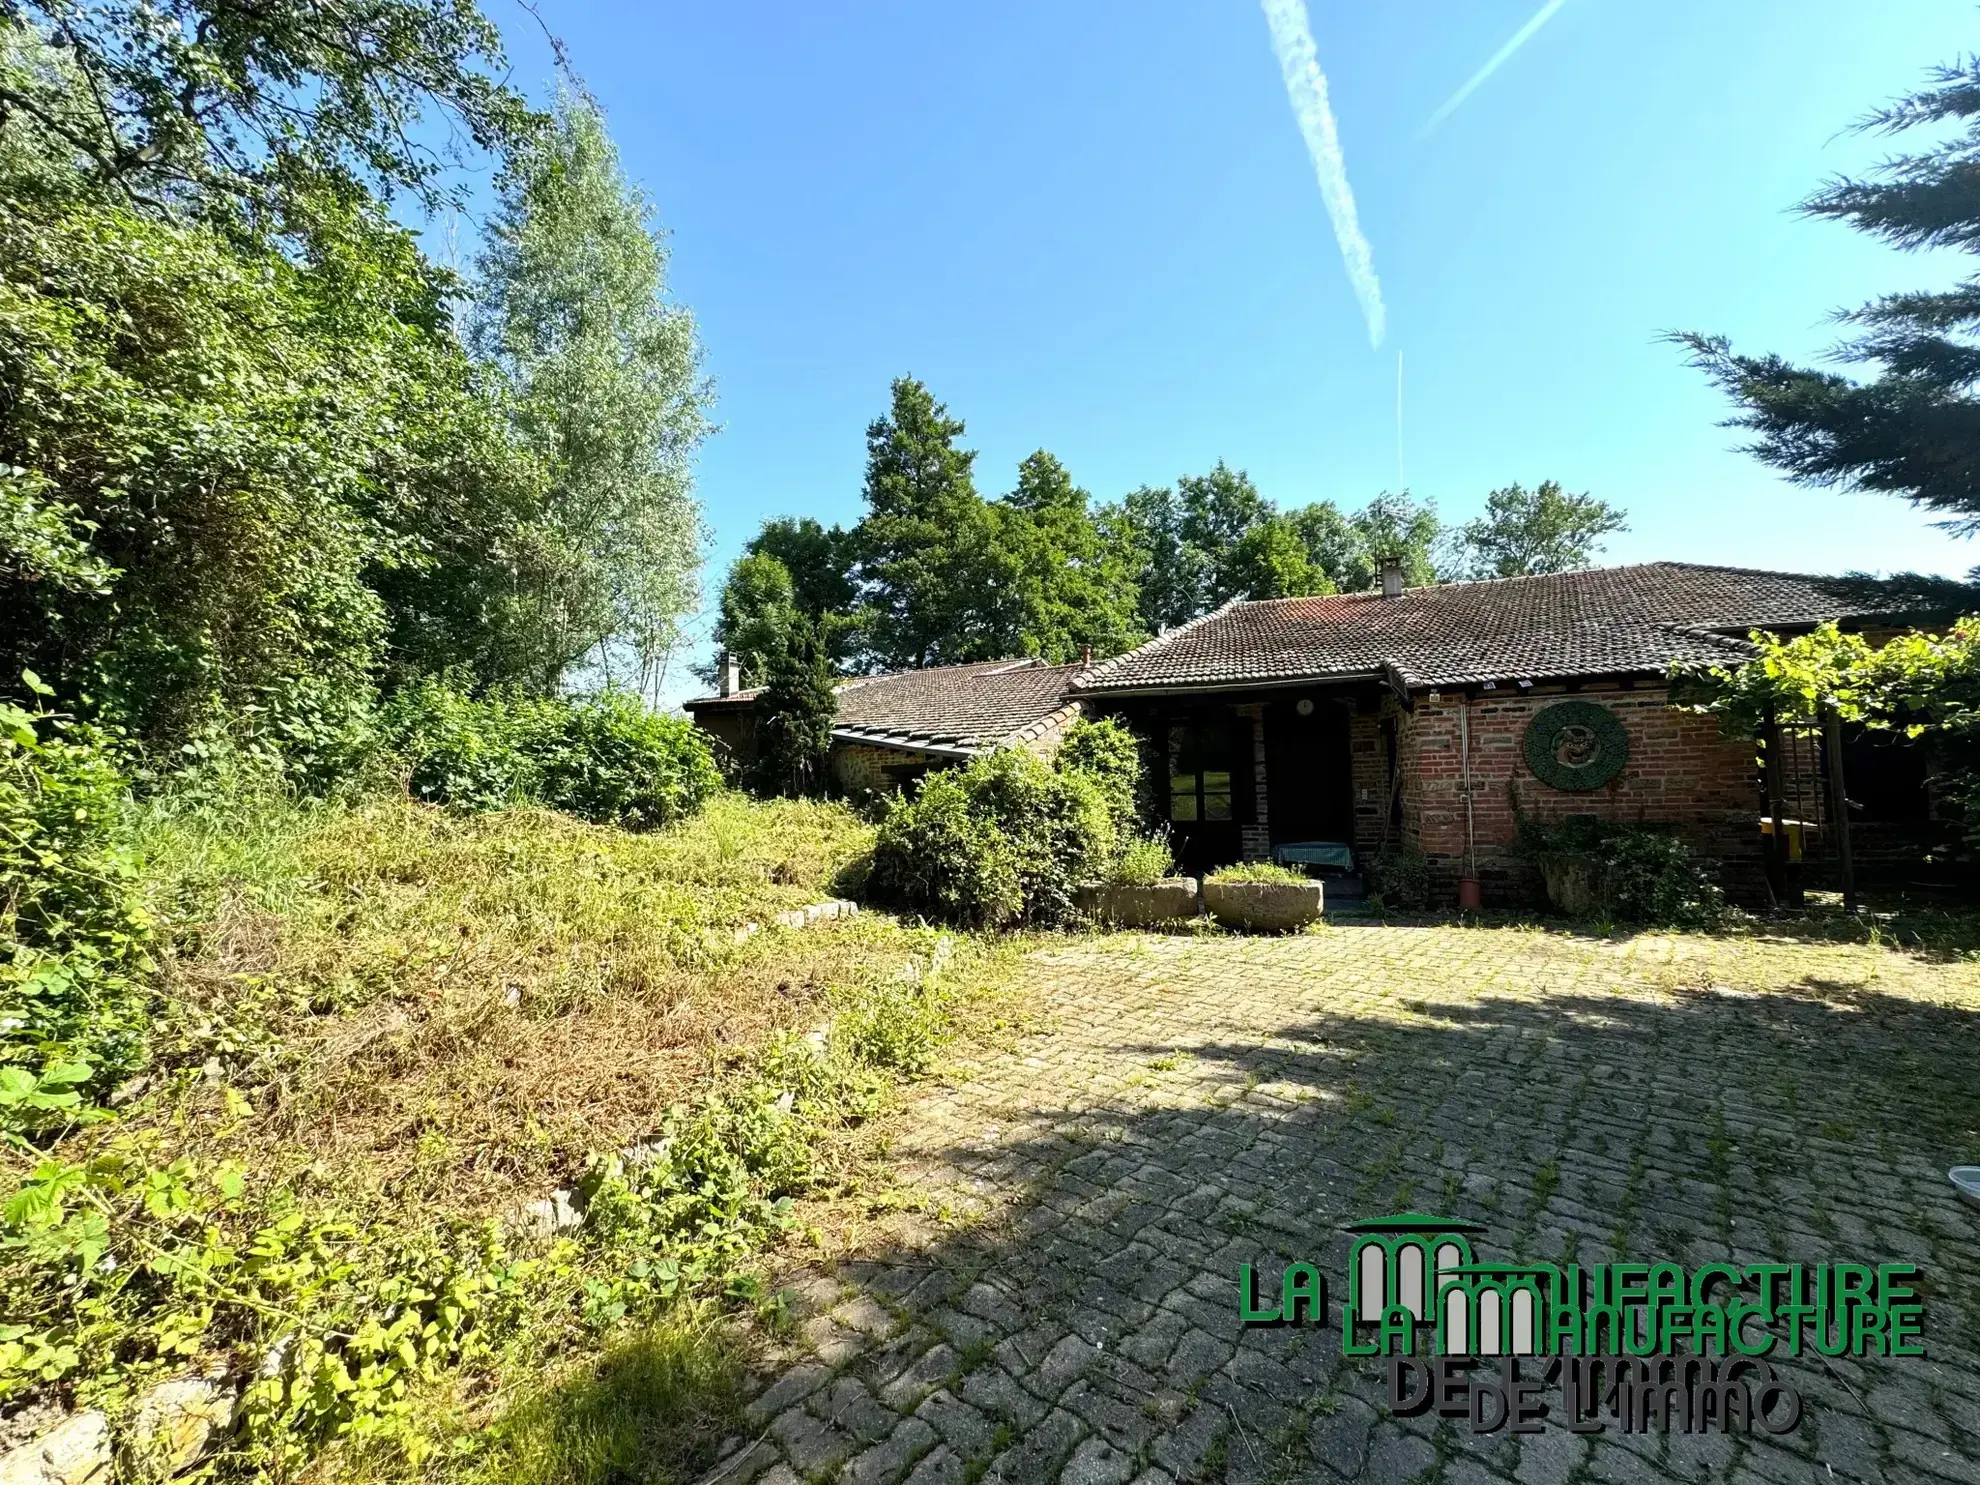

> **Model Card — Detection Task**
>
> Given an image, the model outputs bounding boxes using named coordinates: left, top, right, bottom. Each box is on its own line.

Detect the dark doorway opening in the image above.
left=1265, top=696, right=1354, bottom=848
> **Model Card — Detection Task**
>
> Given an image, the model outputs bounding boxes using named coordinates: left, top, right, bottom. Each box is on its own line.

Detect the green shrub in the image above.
left=1106, top=834, right=1176, bottom=888
left=1595, top=830, right=1727, bottom=928
left=1205, top=861, right=1309, bottom=885
left=534, top=693, right=721, bottom=830
left=1, top=691, right=152, bottom=1137
left=380, top=682, right=718, bottom=829
left=1056, top=717, right=1143, bottom=836
left=869, top=749, right=1113, bottom=928
left=1513, top=813, right=1725, bottom=927
left=1367, top=844, right=1432, bottom=910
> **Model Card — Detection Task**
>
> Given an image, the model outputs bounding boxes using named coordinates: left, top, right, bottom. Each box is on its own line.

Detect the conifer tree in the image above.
left=1679, top=54, right=1980, bottom=555
left=855, top=377, right=1008, bottom=667
left=753, top=618, right=838, bottom=797
left=998, top=451, right=1144, bottom=662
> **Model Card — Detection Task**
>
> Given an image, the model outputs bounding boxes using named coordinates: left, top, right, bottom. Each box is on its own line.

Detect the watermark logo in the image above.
left=1236, top=1211, right=1925, bottom=1435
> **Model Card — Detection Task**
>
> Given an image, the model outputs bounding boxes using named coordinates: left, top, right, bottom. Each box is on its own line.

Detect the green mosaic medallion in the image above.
left=1523, top=700, right=1628, bottom=791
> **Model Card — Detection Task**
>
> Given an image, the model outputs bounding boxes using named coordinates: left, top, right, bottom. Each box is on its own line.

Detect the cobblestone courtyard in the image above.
left=716, top=923, right=1980, bottom=1485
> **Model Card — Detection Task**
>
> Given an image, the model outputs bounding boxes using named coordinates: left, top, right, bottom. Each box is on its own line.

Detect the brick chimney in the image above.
left=1081, top=645, right=1093, bottom=667
left=718, top=650, right=741, bottom=697
left=1379, top=554, right=1405, bottom=599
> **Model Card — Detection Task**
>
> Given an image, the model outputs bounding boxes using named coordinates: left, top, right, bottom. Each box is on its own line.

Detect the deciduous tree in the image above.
left=997, top=450, right=1143, bottom=661
left=472, top=94, right=711, bottom=697
left=1458, top=481, right=1626, bottom=578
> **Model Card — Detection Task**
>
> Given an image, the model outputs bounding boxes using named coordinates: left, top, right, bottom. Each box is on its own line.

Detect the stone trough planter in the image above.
left=1074, top=878, right=1200, bottom=926
left=1539, top=857, right=1600, bottom=917
left=1201, top=878, right=1324, bottom=932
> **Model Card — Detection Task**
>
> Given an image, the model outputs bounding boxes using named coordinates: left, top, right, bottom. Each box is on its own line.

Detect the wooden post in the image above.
left=1823, top=705, right=1857, bottom=915
left=1761, top=703, right=1786, bottom=909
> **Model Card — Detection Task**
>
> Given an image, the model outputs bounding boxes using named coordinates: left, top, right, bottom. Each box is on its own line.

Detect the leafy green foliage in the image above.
left=994, top=450, right=1144, bottom=662
left=702, top=519, right=864, bottom=687
left=2, top=803, right=964, bottom=1479
left=1457, top=481, right=1627, bottom=578
left=1105, top=834, right=1176, bottom=888
left=382, top=683, right=719, bottom=829
left=472, top=95, right=710, bottom=696
left=856, top=377, right=1007, bottom=669
left=1513, top=815, right=1726, bottom=927
left=1674, top=617, right=1980, bottom=844
left=1116, top=478, right=1446, bottom=630
left=869, top=749, right=1115, bottom=928
left=1224, top=514, right=1330, bottom=602
left=1054, top=717, right=1144, bottom=838
left=0, top=3, right=539, bottom=216
left=1, top=694, right=151, bottom=1137
left=1114, top=464, right=1270, bottom=630
left=1674, top=51, right=1980, bottom=545
left=708, top=550, right=800, bottom=691
left=1366, top=844, right=1431, bottom=911
left=0, top=1140, right=532, bottom=1473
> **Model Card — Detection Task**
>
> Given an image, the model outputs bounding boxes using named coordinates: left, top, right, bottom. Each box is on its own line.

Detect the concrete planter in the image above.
left=1540, top=857, right=1601, bottom=917
left=1075, top=878, right=1200, bottom=927
left=1201, top=879, right=1324, bottom=932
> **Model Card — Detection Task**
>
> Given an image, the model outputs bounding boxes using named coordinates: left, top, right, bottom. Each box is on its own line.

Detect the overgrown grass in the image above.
left=1204, top=860, right=1310, bottom=885
left=464, top=1313, right=749, bottom=1485
left=3, top=784, right=1024, bottom=1483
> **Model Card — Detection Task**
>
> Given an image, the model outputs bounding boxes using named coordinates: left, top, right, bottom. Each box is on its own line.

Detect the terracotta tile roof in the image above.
left=1072, top=562, right=1937, bottom=695
left=687, top=657, right=1086, bottom=755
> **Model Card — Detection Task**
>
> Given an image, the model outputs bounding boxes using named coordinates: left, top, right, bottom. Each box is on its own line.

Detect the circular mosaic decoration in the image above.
left=1522, top=700, right=1629, bottom=791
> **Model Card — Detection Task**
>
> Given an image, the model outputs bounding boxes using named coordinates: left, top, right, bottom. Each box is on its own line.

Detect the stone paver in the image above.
left=725, top=924, right=1980, bottom=1484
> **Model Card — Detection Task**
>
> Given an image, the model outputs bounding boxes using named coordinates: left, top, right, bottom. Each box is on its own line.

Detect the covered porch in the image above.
left=1092, top=683, right=1399, bottom=878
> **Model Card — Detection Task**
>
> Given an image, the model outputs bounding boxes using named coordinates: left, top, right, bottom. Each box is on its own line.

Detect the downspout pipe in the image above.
left=1458, top=696, right=1481, bottom=909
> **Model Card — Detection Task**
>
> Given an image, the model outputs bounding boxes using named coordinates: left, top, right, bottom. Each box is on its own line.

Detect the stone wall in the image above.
left=830, top=742, right=934, bottom=796
left=1394, top=683, right=1764, bottom=907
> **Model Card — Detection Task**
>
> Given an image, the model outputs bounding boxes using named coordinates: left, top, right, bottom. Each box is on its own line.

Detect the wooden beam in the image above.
left=1823, top=706, right=1858, bottom=915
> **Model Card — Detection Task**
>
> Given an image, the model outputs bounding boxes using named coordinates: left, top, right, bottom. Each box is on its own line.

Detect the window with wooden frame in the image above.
left=1167, top=718, right=1234, bottom=823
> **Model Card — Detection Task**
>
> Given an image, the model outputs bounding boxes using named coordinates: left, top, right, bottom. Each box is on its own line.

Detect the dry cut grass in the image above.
left=125, top=789, right=888, bottom=1217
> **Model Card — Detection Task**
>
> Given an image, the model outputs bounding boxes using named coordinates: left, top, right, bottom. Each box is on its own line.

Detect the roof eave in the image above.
left=1073, top=670, right=1386, bottom=700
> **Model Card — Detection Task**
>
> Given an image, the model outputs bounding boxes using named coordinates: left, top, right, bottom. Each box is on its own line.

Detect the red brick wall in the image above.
left=1396, top=684, right=1765, bottom=907
left=1349, top=706, right=1393, bottom=854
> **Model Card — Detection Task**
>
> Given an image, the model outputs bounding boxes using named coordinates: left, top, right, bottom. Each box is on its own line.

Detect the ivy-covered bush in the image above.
left=380, top=682, right=719, bottom=829
left=868, top=749, right=1114, bottom=928
left=1, top=688, right=152, bottom=1139
left=1513, top=814, right=1725, bottom=927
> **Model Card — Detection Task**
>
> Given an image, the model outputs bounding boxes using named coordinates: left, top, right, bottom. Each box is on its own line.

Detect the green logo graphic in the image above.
left=1236, top=1212, right=1924, bottom=1435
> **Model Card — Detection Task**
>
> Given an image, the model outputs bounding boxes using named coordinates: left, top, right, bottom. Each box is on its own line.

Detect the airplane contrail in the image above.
left=1421, top=0, right=1573, bottom=137
left=1259, top=0, right=1386, bottom=348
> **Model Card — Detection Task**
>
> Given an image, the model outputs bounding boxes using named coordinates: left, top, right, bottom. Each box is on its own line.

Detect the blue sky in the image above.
left=487, top=0, right=1979, bottom=694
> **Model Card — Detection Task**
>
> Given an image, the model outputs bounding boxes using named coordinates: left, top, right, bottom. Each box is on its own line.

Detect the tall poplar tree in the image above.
left=472, top=93, right=711, bottom=696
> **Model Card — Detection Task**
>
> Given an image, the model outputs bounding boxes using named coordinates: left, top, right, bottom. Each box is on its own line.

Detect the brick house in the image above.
left=1070, top=561, right=1949, bottom=904
left=684, top=656, right=1086, bottom=795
